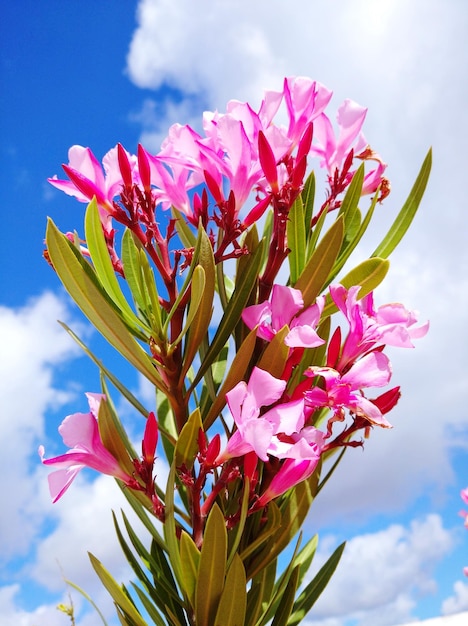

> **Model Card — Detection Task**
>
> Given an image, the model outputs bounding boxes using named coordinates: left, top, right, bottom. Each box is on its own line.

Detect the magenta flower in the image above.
left=329, top=284, right=429, bottom=369
left=48, top=145, right=133, bottom=234
left=255, top=456, right=321, bottom=508
left=305, top=351, right=393, bottom=428
left=39, top=393, right=133, bottom=502
left=218, top=367, right=324, bottom=469
left=242, top=284, right=325, bottom=348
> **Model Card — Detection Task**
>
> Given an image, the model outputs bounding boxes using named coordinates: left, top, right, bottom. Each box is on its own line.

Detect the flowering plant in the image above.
left=42, top=76, right=430, bottom=625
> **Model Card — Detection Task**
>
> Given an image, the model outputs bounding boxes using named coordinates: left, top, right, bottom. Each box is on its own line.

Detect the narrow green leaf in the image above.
left=174, top=407, right=203, bottom=470
left=180, top=229, right=216, bottom=378
left=172, top=207, right=197, bottom=249
left=331, top=187, right=380, bottom=278
left=46, top=219, right=166, bottom=391
left=84, top=198, right=149, bottom=337
left=289, top=542, right=346, bottom=625
left=338, top=163, right=364, bottom=238
left=195, top=504, right=227, bottom=626
left=130, top=584, right=167, bottom=626
left=97, top=394, right=135, bottom=479
left=139, top=249, right=164, bottom=337
left=305, top=201, right=328, bottom=261
left=173, top=265, right=205, bottom=347
left=88, top=553, right=148, bottom=626
left=294, top=217, right=344, bottom=306
left=246, top=469, right=319, bottom=580
left=121, top=229, right=150, bottom=323
left=245, top=560, right=277, bottom=626
left=192, top=240, right=264, bottom=388
left=271, top=565, right=299, bottom=626
left=257, top=326, right=289, bottom=378
left=179, top=531, right=200, bottom=606
left=240, top=501, right=282, bottom=566
left=301, top=170, right=316, bottom=239
left=322, top=257, right=390, bottom=317
left=372, top=148, right=432, bottom=258
left=214, top=554, right=247, bottom=626
left=163, top=462, right=184, bottom=592
left=203, top=328, right=258, bottom=429
left=64, top=579, right=109, bottom=626
left=287, top=195, right=306, bottom=284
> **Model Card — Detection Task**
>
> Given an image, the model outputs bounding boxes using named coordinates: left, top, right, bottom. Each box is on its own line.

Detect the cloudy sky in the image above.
left=1, top=1, right=468, bottom=625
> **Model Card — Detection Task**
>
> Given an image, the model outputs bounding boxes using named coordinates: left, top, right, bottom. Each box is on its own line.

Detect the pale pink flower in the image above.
left=305, top=351, right=393, bottom=428
left=39, top=393, right=133, bottom=502
left=242, top=284, right=325, bottom=348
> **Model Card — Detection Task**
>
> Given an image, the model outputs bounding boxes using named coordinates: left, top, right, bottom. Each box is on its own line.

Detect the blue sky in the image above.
left=1, top=1, right=468, bottom=625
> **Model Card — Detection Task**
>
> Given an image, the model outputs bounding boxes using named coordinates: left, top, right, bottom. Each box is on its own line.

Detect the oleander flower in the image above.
left=39, top=393, right=133, bottom=502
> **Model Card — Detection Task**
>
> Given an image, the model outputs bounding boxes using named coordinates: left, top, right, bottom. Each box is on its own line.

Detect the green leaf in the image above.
left=301, top=170, right=316, bottom=239
left=121, top=229, right=148, bottom=321
left=294, top=216, right=344, bottom=306
left=88, top=553, right=148, bottom=626
left=174, top=265, right=205, bottom=347
left=138, top=248, right=164, bottom=338
left=46, top=219, right=166, bottom=391
left=271, top=565, right=299, bottom=626
left=163, top=462, right=184, bottom=592
left=195, top=504, right=227, bottom=626
left=331, top=188, right=380, bottom=278
left=97, top=392, right=135, bottom=479
left=287, top=195, right=306, bottom=284
left=172, top=207, right=197, bottom=249
left=289, top=542, right=346, bottom=625
left=214, top=554, right=247, bottom=626
left=179, top=531, right=200, bottom=606
left=192, top=240, right=264, bottom=389
left=130, top=584, right=167, bottom=626
left=322, top=257, right=390, bottom=317
left=64, top=579, right=109, bottom=626
left=180, top=229, right=216, bottom=378
left=203, top=328, right=257, bottom=429
left=174, top=407, right=203, bottom=470
left=240, top=501, right=282, bottom=566
left=245, top=560, right=277, bottom=626
left=257, top=326, right=289, bottom=378
left=84, top=199, right=146, bottom=332
left=338, top=163, right=364, bottom=239
left=372, top=148, right=432, bottom=258
left=246, top=469, right=320, bottom=580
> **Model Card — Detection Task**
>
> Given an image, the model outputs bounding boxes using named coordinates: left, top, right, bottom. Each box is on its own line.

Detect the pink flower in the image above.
left=48, top=145, right=133, bottom=234
left=242, top=284, right=325, bottom=348
left=255, top=456, right=321, bottom=508
left=39, top=393, right=133, bottom=502
left=312, top=99, right=367, bottom=175
left=218, top=367, right=324, bottom=468
left=329, top=284, right=429, bottom=369
left=305, top=351, right=393, bottom=428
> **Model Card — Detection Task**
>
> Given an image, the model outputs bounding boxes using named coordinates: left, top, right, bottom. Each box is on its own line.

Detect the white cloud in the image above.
left=442, top=580, right=468, bottom=615
left=0, top=293, right=85, bottom=560
left=305, top=515, right=453, bottom=625
left=0, top=584, right=73, bottom=626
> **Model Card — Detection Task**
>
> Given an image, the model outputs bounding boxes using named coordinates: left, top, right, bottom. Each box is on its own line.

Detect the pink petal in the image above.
left=343, top=352, right=391, bottom=389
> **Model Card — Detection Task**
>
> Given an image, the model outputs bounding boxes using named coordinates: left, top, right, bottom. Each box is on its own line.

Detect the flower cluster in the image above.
left=41, top=76, right=431, bottom=625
